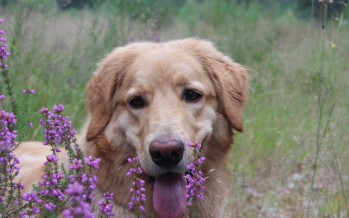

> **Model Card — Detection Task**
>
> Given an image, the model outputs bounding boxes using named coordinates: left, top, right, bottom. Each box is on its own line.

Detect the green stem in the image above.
left=3, top=204, right=29, bottom=218
left=312, top=0, right=327, bottom=186
left=307, top=2, right=328, bottom=217
left=1, top=70, right=17, bottom=117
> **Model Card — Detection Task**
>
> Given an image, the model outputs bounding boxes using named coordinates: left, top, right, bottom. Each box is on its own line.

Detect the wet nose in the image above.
left=149, top=139, right=184, bottom=167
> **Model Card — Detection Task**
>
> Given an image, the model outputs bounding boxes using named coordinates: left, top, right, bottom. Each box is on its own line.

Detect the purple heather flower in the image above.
left=0, top=21, right=10, bottom=62
left=66, top=181, right=84, bottom=196
left=19, top=211, right=27, bottom=218
left=53, top=104, right=64, bottom=113
left=69, top=158, right=83, bottom=170
left=46, top=154, right=59, bottom=163
left=39, top=107, right=49, bottom=115
left=63, top=182, right=94, bottom=218
left=0, top=110, right=17, bottom=152
left=45, top=202, right=57, bottom=211
left=185, top=142, right=206, bottom=206
left=67, top=155, right=99, bottom=204
left=21, top=89, right=36, bottom=95
left=0, top=110, right=21, bottom=209
left=0, top=94, right=5, bottom=100
left=85, top=156, right=100, bottom=170
left=22, top=191, right=43, bottom=204
left=16, top=182, right=24, bottom=190
left=98, top=192, right=115, bottom=217
left=32, top=206, right=40, bottom=214
left=39, top=105, right=77, bottom=146
left=38, top=160, right=66, bottom=204
left=126, top=157, right=146, bottom=214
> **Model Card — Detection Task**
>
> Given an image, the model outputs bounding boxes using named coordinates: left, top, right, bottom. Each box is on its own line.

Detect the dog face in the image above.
left=108, top=48, right=220, bottom=176
left=85, top=37, right=248, bottom=183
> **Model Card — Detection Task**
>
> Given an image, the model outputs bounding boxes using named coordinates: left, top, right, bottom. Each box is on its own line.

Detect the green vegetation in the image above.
left=0, top=0, right=348, bottom=217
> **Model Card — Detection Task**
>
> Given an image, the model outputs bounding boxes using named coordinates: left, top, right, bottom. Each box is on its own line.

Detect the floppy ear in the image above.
left=85, top=46, right=139, bottom=141
left=208, top=59, right=249, bottom=132
left=185, top=39, right=249, bottom=132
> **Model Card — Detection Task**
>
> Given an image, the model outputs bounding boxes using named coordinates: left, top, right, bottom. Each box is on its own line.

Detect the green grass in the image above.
left=0, top=0, right=348, bottom=217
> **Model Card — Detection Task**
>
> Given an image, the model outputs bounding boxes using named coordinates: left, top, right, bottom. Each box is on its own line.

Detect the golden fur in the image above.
left=15, top=38, right=248, bottom=217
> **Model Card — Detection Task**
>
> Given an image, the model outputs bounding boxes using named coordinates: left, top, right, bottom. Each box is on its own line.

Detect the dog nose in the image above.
left=149, top=139, right=184, bottom=167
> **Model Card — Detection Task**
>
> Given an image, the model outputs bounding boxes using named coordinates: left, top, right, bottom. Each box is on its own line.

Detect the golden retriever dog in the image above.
left=15, top=38, right=248, bottom=218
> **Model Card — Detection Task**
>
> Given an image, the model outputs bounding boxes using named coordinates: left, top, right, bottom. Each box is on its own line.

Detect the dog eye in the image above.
left=129, top=96, right=147, bottom=109
left=182, top=89, right=202, bottom=103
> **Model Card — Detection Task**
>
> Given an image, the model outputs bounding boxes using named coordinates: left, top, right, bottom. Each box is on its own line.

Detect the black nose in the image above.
left=149, top=139, right=184, bottom=167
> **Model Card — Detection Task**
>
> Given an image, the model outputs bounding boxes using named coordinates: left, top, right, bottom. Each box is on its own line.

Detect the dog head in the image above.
left=85, top=38, right=248, bottom=217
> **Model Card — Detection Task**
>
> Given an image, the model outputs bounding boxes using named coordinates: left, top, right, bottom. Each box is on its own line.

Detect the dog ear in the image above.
left=210, top=59, right=249, bottom=132
left=85, top=47, right=138, bottom=141
left=186, top=39, right=249, bottom=132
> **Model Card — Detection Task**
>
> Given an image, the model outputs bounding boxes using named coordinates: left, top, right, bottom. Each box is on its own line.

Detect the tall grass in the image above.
left=0, top=0, right=348, bottom=217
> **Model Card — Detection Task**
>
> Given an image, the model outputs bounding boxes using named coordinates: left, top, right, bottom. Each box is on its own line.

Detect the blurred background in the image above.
left=0, top=0, right=348, bottom=217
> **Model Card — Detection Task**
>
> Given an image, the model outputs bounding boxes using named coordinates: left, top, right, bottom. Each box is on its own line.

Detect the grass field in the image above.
left=1, top=1, right=348, bottom=217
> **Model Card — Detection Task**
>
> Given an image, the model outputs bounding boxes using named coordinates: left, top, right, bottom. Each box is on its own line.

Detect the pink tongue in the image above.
left=153, top=174, right=187, bottom=218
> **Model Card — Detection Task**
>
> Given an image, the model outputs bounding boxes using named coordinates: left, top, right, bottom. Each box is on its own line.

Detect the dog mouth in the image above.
left=152, top=172, right=187, bottom=218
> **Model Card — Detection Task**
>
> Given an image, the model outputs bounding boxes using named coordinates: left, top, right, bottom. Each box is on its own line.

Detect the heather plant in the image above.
left=0, top=102, right=112, bottom=217
left=98, top=192, right=115, bottom=218
left=0, top=18, right=23, bottom=216
left=0, top=18, right=15, bottom=114
left=0, top=110, right=21, bottom=212
left=185, top=142, right=206, bottom=207
left=126, top=157, right=146, bottom=217
left=18, top=105, right=105, bottom=217
left=0, top=18, right=111, bottom=217
left=63, top=182, right=93, bottom=218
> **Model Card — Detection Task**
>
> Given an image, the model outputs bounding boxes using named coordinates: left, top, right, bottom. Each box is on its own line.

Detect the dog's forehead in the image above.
left=125, top=47, right=210, bottom=88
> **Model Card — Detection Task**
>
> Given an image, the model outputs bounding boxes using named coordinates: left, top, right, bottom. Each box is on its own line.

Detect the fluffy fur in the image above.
left=15, top=38, right=249, bottom=218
